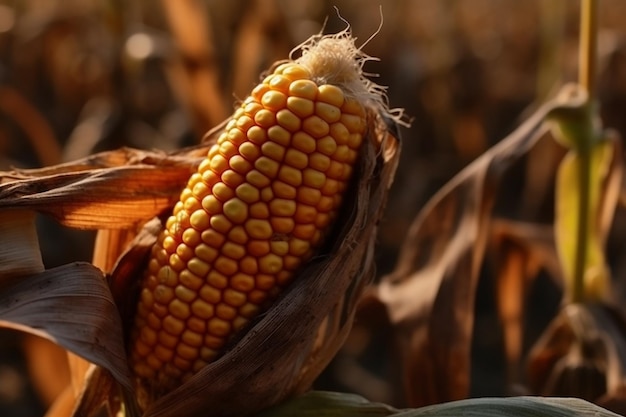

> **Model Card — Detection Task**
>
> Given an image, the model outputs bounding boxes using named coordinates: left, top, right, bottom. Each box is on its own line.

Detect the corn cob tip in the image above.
left=291, top=26, right=407, bottom=127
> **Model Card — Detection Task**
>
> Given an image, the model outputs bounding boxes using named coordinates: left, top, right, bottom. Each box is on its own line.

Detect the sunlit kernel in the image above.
left=199, top=285, right=221, bottom=304
left=317, top=84, right=345, bottom=107
left=341, top=97, right=365, bottom=116
left=212, top=182, right=235, bottom=202
left=157, top=266, right=177, bottom=287
left=267, top=125, right=291, bottom=146
left=200, top=229, right=224, bottom=249
left=277, top=165, right=302, bottom=187
left=272, top=181, right=296, bottom=199
left=207, top=317, right=231, bottom=337
left=293, top=224, right=317, bottom=240
left=201, top=194, right=222, bottom=215
left=317, top=196, right=335, bottom=212
left=270, top=241, right=289, bottom=256
left=308, top=153, right=331, bottom=172
left=261, top=90, right=287, bottom=112
left=214, top=256, right=239, bottom=276
left=187, top=316, right=207, bottom=333
left=261, top=141, right=286, bottom=162
left=229, top=155, right=253, bottom=174
left=209, top=154, right=229, bottom=175
left=181, top=330, right=204, bottom=348
left=216, top=303, right=237, bottom=320
left=239, top=141, right=262, bottom=161
left=175, top=285, right=197, bottom=303
left=302, top=168, right=326, bottom=189
left=287, top=96, right=314, bottom=119
left=316, top=135, right=338, bottom=155
left=163, top=315, right=185, bottom=335
left=283, top=255, right=302, bottom=270
left=222, top=242, right=246, bottom=260
left=288, top=79, right=318, bottom=100
left=191, top=298, right=214, bottom=319
left=210, top=215, right=232, bottom=234
left=206, top=268, right=228, bottom=289
left=325, top=161, right=345, bottom=181
left=276, top=108, right=301, bottom=132
left=281, top=63, right=310, bottom=80
left=187, top=257, right=210, bottom=277
left=191, top=181, right=210, bottom=200
left=235, top=115, right=255, bottom=132
left=260, top=189, right=272, bottom=206
left=340, top=113, right=365, bottom=133
left=249, top=201, right=269, bottom=219
left=248, top=290, right=267, bottom=304
left=228, top=226, right=249, bottom=245
left=247, top=240, right=271, bottom=257
left=294, top=204, right=318, bottom=224
left=169, top=298, right=191, bottom=320
left=223, top=198, right=248, bottom=224
left=219, top=141, right=238, bottom=159
left=140, top=326, right=157, bottom=345
left=231, top=273, right=255, bottom=292
left=239, top=257, right=259, bottom=275
left=303, top=115, right=330, bottom=138
left=222, top=169, right=245, bottom=188
left=268, top=74, right=291, bottom=90
left=254, top=156, right=280, bottom=178
left=254, top=273, right=275, bottom=291
left=270, top=217, right=294, bottom=234
left=204, top=335, right=223, bottom=350
left=246, top=169, right=271, bottom=188
left=182, top=228, right=201, bottom=247
left=169, top=253, right=186, bottom=272
left=235, top=183, right=260, bottom=204
left=259, top=253, right=283, bottom=274
left=253, top=110, right=275, bottom=130
left=244, top=101, right=263, bottom=116
left=291, top=131, right=316, bottom=154
left=315, top=101, right=341, bottom=123
left=175, top=243, right=194, bottom=261
left=227, top=127, right=247, bottom=146
left=233, top=316, right=249, bottom=331
left=269, top=199, right=296, bottom=216
left=245, top=219, right=273, bottom=240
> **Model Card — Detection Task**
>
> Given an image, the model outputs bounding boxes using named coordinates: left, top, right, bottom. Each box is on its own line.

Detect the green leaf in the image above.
left=257, top=392, right=622, bottom=417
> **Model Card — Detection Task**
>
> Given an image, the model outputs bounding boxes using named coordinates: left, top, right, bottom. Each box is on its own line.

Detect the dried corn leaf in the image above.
left=121, top=113, right=400, bottom=417
left=527, top=303, right=626, bottom=404
left=377, top=96, right=562, bottom=406
left=489, top=219, right=560, bottom=384
left=0, top=145, right=210, bottom=229
left=0, top=262, right=132, bottom=393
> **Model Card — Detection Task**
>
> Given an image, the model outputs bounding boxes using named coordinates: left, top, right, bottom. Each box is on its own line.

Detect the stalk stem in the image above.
left=571, top=0, right=597, bottom=303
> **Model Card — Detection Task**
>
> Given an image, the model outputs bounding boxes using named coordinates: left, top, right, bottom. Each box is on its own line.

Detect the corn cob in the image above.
left=129, top=30, right=385, bottom=399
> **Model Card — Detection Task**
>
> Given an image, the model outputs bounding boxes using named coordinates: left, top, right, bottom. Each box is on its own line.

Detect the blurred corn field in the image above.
left=2, top=0, right=626, bottom=416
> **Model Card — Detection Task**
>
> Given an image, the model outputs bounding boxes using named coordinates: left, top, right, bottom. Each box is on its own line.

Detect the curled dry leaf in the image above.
left=0, top=145, right=210, bottom=229
left=0, top=262, right=132, bottom=393
left=527, top=303, right=626, bottom=404
left=376, top=89, right=578, bottom=406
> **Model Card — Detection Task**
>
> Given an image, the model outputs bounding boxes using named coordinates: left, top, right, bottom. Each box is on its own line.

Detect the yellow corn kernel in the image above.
left=129, top=55, right=370, bottom=401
